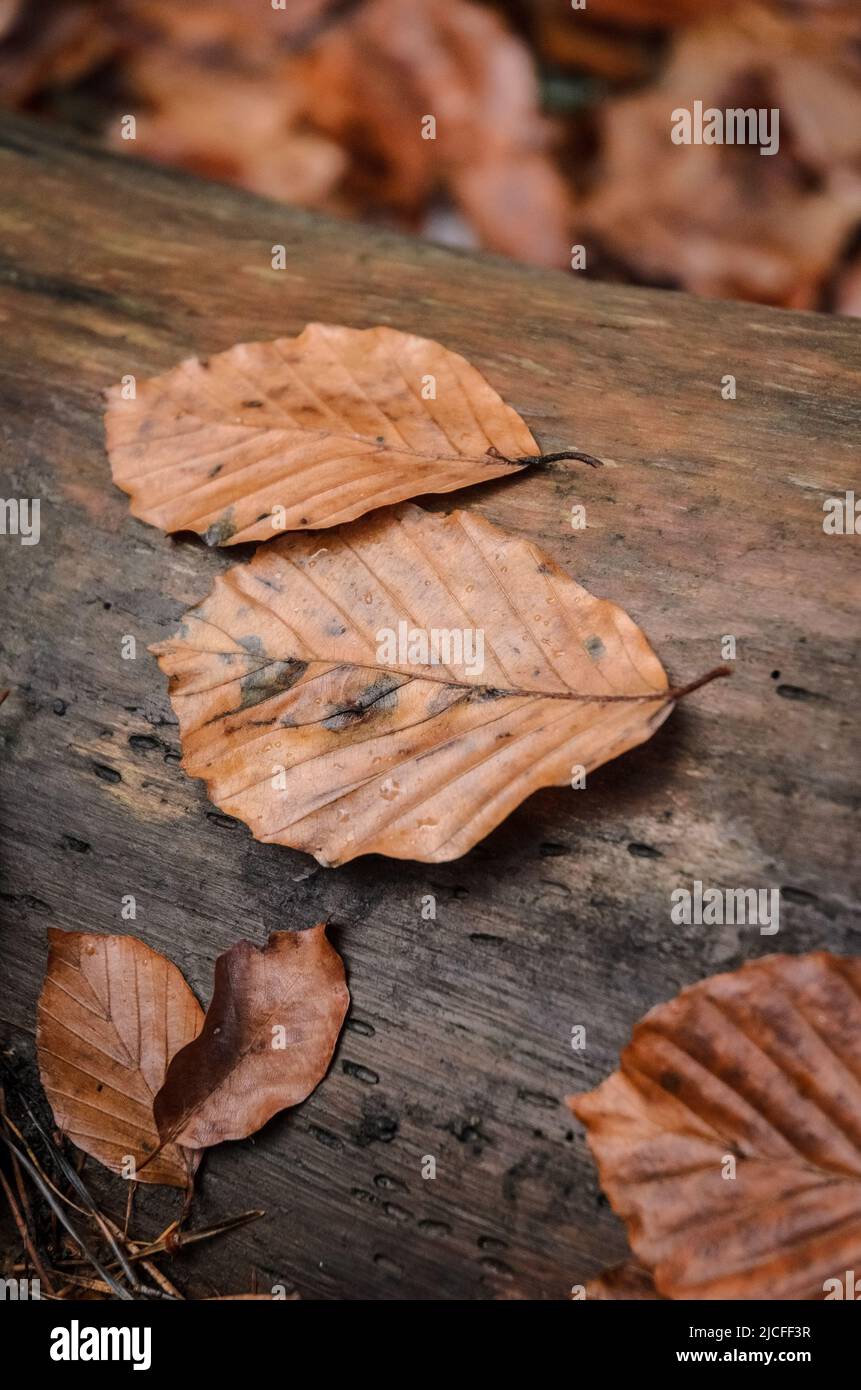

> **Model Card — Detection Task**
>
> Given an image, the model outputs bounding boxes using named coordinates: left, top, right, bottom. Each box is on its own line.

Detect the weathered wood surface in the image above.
left=0, top=111, right=859, bottom=1300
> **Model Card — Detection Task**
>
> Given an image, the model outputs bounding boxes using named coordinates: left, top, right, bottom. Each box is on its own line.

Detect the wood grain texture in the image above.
left=0, top=112, right=859, bottom=1300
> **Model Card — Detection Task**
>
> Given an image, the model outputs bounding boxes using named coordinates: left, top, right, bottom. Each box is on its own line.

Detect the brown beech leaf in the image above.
left=105, top=325, right=538, bottom=545
left=299, top=0, right=571, bottom=267
left=36, top=929, right=203, bottom=1188
left=571, top=953, right=861, bottom=1300
left=582, top=9, right=861, bottom=308
left=151, top=503, right=725, bottom=866
left=109, top=53, right=345, bottom=207
left=153, top=926, right=349, bottom=1149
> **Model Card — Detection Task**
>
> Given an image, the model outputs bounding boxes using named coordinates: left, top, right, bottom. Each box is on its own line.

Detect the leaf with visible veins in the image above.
left=37, top=929, right=203, bottom=1188
left=571, top=952, right=861, bottom=1300
left=152, top=502, right=727, bottom=866
left=105, top=323, right=545, bottom=545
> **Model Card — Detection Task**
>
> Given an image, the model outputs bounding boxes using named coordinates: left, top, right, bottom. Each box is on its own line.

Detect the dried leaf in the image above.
left=105, top=324, right=538, bottom=544
left=299, top=0, right=571, bottom=266
left=149, top=503, right=723, bottom=867
left=571, top=953, right=861, bottom=1300
left=582, top=10, right=861, bottom=307
left=110, top=52, right=345, bottom=206
left=37, top=930, right=203, bottom=1188
left=154, top=926, right=349, bottom=1149
left=0, top=1, right=116, bottom=105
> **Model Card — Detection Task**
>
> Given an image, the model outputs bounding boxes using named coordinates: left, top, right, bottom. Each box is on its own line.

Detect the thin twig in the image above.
left=123, top=1180, right=136, bottom=1238
left=0, top=1130, right=131, bottom=1299
left=0, top=1166, right=57, bottom=1295
left=23, top=1103, right=141, bottom=1293
left=0, top=1088, right=57, bottom=1294
left=101, top=1212, right=183, bottom=1301
left=129, top=1209, right=265, bottom=1261
left=1, top=1112, right=89, bottom=1217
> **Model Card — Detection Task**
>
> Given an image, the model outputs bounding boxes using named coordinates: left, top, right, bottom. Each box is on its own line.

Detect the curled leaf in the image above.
left=150, top=502, right=710, bottom=867
left=36, top=929, right=203, bottom=1188
left=105, top=324, right=538, bottom=544
left=571, top=953, right=861, bottom=1300
left=154, top=926, right=349, bottom=1149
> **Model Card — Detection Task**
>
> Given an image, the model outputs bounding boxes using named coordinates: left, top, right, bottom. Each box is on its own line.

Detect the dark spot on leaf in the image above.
left=323, top=675, right=401, bottom=729
left=237, top=658, right=309, bottom=712
left=242, top=399, right=263, bottom=408
left=585, top=635, right=606, bottom=659
left=208, top=463, right=223, bottom=478
left=203, top=510, right=236, bottom=546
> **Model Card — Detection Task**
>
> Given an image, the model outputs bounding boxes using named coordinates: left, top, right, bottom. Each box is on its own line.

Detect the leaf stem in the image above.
left=667, top=665, right=733, bottom=701
left=486, top=446, right=604, bottom=469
